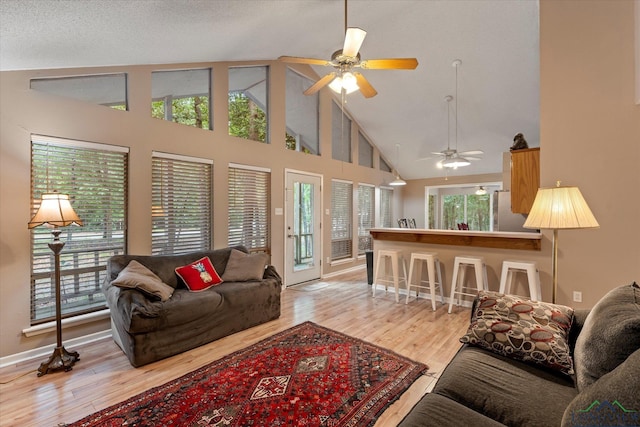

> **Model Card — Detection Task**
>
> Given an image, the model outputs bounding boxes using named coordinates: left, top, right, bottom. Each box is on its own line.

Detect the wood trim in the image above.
left=369, top=229, right=541, bottom=251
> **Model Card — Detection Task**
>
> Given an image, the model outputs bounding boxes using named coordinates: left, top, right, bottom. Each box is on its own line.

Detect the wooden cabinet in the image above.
left=510, top=147, right=540, bottom=214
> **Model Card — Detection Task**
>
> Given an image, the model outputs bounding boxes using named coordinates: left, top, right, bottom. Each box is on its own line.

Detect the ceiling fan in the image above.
left=278, top=0, right=418, bottom=98
left=422, top=60, right=483, bottom=168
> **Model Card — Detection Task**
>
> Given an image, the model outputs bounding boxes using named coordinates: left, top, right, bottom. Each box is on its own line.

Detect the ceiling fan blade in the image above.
left=359, top=58, right=419, bottom=70
left=466, top=156, right=482, bottom=161
left=342, top=27, right=367, bottom=57
left=303, top=72, right=336, bottom=96
left=353, top=72, right=377, bottom=98
left=278, top=56, right=331, bottom=66
left=459, top=150, right=484, bottom=156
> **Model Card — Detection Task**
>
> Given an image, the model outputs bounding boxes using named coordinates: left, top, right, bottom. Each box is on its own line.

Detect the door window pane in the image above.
left=294, top=181, right=315, bottom=269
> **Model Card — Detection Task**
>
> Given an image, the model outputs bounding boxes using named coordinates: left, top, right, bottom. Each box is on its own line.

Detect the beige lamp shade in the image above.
left=524, top=185, right=599, bottom=230
left=28, top=192, right=83, bottom=228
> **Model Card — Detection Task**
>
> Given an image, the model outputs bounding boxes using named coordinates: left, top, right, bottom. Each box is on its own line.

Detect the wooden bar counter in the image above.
left=369, top=228, right=541, bottom=251
left=369, top=228, right=549, bottom=303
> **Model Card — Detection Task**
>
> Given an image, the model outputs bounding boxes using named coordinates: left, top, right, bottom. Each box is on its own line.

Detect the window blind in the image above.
left=228, top=165, right=271, bottom=253
left=358, top=184, right=375, bottom=255
left=331, top=180, right=353, bottom=260
left=380, top=187, right=394, bottom=228
left=30, top=136, right=128, bottom=324
left=151, top=153, right=212, bottom=255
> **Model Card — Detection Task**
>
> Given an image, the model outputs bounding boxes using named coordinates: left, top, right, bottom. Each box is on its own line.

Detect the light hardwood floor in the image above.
left=0, top=270, right=471, bottom=427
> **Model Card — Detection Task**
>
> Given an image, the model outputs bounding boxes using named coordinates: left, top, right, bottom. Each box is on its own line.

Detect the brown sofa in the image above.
left=102, top=246, right=282, bottom=367
left=399, top=282, right=640, bottom=427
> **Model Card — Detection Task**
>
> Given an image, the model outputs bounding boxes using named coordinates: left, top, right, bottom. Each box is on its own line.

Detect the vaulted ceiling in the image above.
left=0, top=0, right=539, bottom=180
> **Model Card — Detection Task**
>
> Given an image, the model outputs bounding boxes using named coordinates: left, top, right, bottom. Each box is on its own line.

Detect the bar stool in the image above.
left=499, top=260, right=542, bottom=301
left=448, top=255, right=489, bottom=314
left=373, top=249, right=407, bottom=303
left=405, top=252, right=444, bottom=311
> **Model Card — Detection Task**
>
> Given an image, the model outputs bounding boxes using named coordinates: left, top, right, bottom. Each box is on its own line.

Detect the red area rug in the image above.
left=68, top=321, right=428, bottom=426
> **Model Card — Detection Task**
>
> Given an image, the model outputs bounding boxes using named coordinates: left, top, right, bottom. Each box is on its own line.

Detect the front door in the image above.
left=285, top=171, right=322, bottom=286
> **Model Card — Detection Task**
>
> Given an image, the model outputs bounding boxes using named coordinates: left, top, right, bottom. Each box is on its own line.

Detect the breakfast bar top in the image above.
left=369, top=228, right=542, bottom=251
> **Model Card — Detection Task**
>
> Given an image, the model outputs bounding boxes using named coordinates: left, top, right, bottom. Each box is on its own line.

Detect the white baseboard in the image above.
left=322, top=264, right=366, bottom=279
left=0, top=329, right=112, bottom=368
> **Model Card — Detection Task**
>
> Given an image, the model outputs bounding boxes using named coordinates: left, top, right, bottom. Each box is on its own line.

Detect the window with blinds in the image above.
left=228, top=164, right=271, bottom=253
left=331, top=180, right=353, bottom=261
left=357, top=184, right=375, bottom=255
left=151, top=153, right=212, bottom=255
left=380, top=187, right=394, bottom=228
left=30, top=136, right=128, bottom=324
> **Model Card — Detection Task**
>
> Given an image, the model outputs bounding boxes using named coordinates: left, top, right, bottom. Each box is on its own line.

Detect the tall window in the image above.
left=30, top=136, right=128, bottom=324
left=151, top=153, right=212, bottom=255
left=331, top=180, right=353, bottom=260
left=229, top=66, right=269, bottom=143
left=357, top=184, right=375, bottom=255
left=332, top=102, right=351, bottom=162
left=228, top=164, right=271, bottom=253
left=358, top=132, right=373, bottom=168
left=285, top=68, right=319, bottom=154
left=151, top=68, right=211, bottom=129
left=380, top=187, right=394, bottom=228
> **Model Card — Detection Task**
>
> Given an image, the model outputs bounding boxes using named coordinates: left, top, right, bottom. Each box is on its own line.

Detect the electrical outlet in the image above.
left=573, top=291, right=582, bottom=303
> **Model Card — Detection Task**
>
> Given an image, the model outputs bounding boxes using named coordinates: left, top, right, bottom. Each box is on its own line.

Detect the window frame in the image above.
left=30, top=135, right=128, bottom=324
left=151, top=152, right=213, bottom=255
left=357, top=183, right=375, bottom=255
left=330, top=179, right=354, bottom=261
left=227, top=163, right=271, bottom=254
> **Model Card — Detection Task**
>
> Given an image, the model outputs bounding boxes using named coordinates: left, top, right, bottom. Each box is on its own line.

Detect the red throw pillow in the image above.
left=175, top=257, right=223, bottom=292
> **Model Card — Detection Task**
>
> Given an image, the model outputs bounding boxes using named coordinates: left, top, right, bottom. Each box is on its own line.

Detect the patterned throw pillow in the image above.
left=460, top=291, right=575, bottom=375
left=175, top=256, right=223, bottom=292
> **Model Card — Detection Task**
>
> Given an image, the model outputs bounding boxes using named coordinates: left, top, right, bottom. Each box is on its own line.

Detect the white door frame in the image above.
left=284, top=169, right=323, bottom=287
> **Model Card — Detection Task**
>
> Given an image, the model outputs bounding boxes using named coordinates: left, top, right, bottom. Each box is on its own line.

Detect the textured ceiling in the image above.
left=0, top=0, right=540, bottom=180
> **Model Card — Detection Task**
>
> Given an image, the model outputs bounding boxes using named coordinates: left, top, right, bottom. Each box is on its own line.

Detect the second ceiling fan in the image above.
left=279, top=0, right=419, bottom=98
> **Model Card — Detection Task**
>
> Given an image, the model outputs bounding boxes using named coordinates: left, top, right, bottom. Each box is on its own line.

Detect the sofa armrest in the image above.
left=263, top=264, right=282, bottom=283
left=569, top=309, right=590, bottom=351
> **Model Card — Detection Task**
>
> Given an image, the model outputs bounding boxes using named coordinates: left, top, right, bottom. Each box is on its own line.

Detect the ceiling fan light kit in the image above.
left=278, top=1, right=418, bottom=98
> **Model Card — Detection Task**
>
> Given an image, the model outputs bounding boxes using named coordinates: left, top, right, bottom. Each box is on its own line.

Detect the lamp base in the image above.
left=37, top=346, right=80, bottom=377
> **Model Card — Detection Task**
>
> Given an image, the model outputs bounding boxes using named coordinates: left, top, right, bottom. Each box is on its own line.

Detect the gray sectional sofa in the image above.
left=103, top=246, right=282, bottom=367
left=399, top=282, right=640, bottom=427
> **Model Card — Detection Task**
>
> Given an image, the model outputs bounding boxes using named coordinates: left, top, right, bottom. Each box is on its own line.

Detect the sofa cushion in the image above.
left=221, top=249, right=268, bottom=282
left=123, top=287, right=224, bottom=334
left=562, top=348, right=640, bottom=427
left=573, top=282, right=640, bottom=391
left=175, top=256, right=223, bottom=291
left=111, top=260, right=174, bottom=301
left=433, top=346, right=577, bottom=427
left=460, top=291, right=575, bottom=375
left=398, top=392, right=505, bottom=427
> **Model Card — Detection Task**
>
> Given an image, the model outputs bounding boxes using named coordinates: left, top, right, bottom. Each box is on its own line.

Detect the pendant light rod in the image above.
left=453, top=59, right=461, bottom=151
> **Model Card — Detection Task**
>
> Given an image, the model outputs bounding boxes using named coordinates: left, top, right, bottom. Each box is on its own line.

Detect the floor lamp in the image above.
left=28, top=192, right=83, bottom=376
left=523, top=182, right=599, bottom=303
